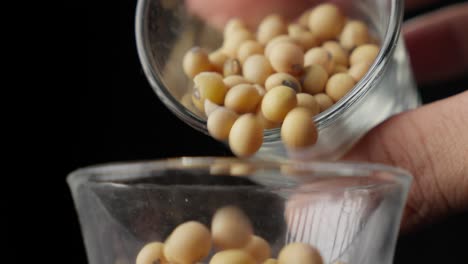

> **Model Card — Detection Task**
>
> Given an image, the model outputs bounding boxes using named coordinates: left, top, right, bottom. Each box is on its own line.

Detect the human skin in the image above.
left=186, top=0, right=468, bottom=232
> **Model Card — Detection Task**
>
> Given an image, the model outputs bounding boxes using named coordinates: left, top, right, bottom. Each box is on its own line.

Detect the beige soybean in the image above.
left=340, top=20, right=370, bottom=50
left=264, top=259, right=279, bottom=264
left=244, top=235, right=271, bottom=263
left=224, top=18, right=247, bottom=38
left=183, top=47, right=213, bottom=78
left=281, top=107, right=318, bottom=149
left=296, top=93, right=320, bottom=115
left=230, top=163, right=255, bottom=176
left=204, top=99, right=221, bottom=117
left=268, top=42, right=304, bottom=76
left=229, top=114, right=264, bottom=157
left=288, top=23, right=307, bottom=37
left=264, top=35, right=297, bottom=58
left=210, top=162, right=231, bottom=175
left=322, top=41, right=349, bottom=66
left=257, top=14, right=287, bottom=45
left=242, top=54, right=274, bottom=85
left=224, top=58, right=242, bottom=76
left=348, top=61, right=372, bottom=81
left=304, top=47, right=335, bottom=74
left=163, top=221, right=211, bottom=264
left=325, top=73, right=356, bottom=102
left=207, top=108, right=238, bottom=140
left=237, top=40, right=264, bottom=64
left=211, top=206, right=254, bottom=249
left=314, top=93, right=334, bottom=112
left=349, top=44, right=379, bottom=66
left=193, top=72, right=228, bottom=105
left=210, top=249, right=256, bottom=264
left=308, top=3, right=345, bottom=41
left=136, top=242, right=167, bottom=264
left=293, top=31, right=319, bottom=51
left=298, top=9, right=312, bottom=27
left=278, top=242, right=323, bottom=264
left=333, top=64, right=348, bottom=74
left=209, top=50, right=229, bottom=73
left=302, top=65, right=328, bottom=95
left=288, top=24, right=319, bottom=50
left=265, top=72, right=301, bottom=92
left=261, top=85, right=297, bottom=123
left=224, top=84, right=262, bottom=114
left=223, top=29, right=254, bottom=57
left=223, top=75, right=250, bottom=89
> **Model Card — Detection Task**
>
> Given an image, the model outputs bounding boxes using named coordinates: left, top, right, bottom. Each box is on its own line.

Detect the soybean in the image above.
left=237, top=40, right=264, bottom=64
left=278, top=242, right=323, bottom=264
left=322, top=41, right=349, bottom=66
left=281, top=108, right=318, bottom=149
left=261, top=86, right=298, bottom=123
left=224, top=84, right=262, bottom=114
left=349, top=44, right=379, bottom=66
left=304, top=47, right=335, bottom=74
left=308, top=3, right=345, bottom=41
left=136, top=242, right=167, bottom=264
left=207, top=108, right=238, bottom=140
left=229, top=114, right=264, bottom=157
left=325, top=73, right=356, bottom=102
left=340, top=20, right=370, bottom=50
left=268, top=42, right=304, bottom=76
left=243, top=54, right=274, bottom=85
left=265, top=72, right=301, bottom=92
left=209, top=50, right=229, bottom=73
left=314, top=93, right=334, bottom=112
left=183, top=47, right=213, bottom=78
left=296, top=93, right=320, bottom=115
left=257, top=14, right=287, bottom=45
left=302, top=65, right=329, bottom=95
left=348, top=61, right=372, bottom=81
left=194, top=72, right=228, bottom=105
left=244, top=235, right=271, bottom=263
left=211, top=206, right=254, bottom=249
left=210, top=249, right=256, bottom=264
left=163, top=221, right=211, bottom=264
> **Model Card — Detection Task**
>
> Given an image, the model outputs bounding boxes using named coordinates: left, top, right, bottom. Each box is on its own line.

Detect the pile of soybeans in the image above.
left=182, top=3, right=379, bottom=157
left=136, top=205, right=346, bottom=264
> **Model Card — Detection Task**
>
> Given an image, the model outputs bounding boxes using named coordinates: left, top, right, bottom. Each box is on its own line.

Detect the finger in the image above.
left=187, top=0, right=446, bottom=29
left=186, top=0, right=351, bottom=29
left=403, top=3, right=468, bottom=84
left=186, top=0, right=311, bottom=29
left=344, top=91, right=468, bottom=232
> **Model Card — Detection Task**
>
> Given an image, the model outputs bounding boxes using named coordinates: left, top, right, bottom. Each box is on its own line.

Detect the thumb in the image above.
left=344, top=91, right=468, bottom=232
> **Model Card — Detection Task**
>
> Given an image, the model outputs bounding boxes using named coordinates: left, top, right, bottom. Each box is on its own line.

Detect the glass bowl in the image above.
left=68, top=157, right=411, bottom=264
left=135, top=0, right=420, bottom=161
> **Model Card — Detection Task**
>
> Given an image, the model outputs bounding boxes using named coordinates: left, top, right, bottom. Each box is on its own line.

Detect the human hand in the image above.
left=187, top=0, right=468, bottom=232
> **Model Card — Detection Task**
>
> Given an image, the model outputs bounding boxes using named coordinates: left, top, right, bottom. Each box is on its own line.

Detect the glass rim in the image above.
left=134, top=0, right=404, bottom=139
left=67, top=157, right=412, bottom=191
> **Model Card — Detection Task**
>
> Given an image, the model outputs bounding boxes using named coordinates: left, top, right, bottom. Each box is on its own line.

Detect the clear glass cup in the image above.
left=68, top=157, right=411, bottom=264
left=135, top=0, right=421, bottom=161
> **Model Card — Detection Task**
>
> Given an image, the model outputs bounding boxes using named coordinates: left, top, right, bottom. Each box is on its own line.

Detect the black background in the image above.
left=23, top=0, right=467, bottom=263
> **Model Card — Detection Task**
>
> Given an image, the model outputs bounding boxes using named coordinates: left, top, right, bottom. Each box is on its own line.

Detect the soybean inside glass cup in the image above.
left=135, top=0, right=420, bottom=161
left=68, top=157, right=411, bottom=264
